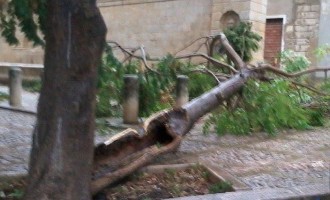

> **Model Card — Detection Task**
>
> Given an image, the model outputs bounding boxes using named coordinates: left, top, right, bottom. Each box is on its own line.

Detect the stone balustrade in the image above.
left=0, top=62, right=43, bottom=107
left=1, top=62, right=190, bottom=122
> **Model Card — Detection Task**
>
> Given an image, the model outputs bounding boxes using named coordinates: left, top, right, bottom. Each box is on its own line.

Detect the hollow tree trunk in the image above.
left=91, top=33, right=256, bottom=193
left=24, top=0, right=106, bottom=199
left=91, top=69, right=260, bottom=194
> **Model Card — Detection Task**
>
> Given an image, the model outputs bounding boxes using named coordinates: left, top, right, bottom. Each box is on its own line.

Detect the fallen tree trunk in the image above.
left=92, top=69, right=260, bottom=194
left=91, top=33, right=330, bottom=194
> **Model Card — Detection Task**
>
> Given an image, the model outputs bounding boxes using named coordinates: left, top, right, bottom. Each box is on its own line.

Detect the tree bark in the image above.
left=24, top=0, right=106, bottom=199
left=91, top=69, right=260, bottom=194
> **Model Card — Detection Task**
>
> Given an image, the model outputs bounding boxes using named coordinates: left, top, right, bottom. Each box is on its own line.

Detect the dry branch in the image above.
left=174, top=35, right=214, bottom=55
left=108, top=41, right=237, bottom=74
left=291, top=81, right=327, bottom=96
left=188, top=69, right=223, bottom=84
left=257, top=63, right=330, bottom=78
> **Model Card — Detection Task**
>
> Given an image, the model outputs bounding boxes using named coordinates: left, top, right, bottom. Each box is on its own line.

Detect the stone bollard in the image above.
left=175, top=75, right=189, bottom=108
left=9, top=67, right=22, bottom=107
left=123, top=74, right=139, bottom=124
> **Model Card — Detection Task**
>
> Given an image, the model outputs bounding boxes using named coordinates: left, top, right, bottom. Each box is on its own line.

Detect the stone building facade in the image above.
left=0, top=0, right=329, bottom=72
left=0, top=0, right=268, bottom=64
left=265, top=0, right=330, bottom=78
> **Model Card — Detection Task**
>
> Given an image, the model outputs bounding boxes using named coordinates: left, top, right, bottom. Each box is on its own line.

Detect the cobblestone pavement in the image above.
left=157, top=122, right=330, bottom=191
left=0, top=108, right=329, bottom=193
left=0, top=109, right=109, bottom=179
left=0, top=86, right=38, bottom=112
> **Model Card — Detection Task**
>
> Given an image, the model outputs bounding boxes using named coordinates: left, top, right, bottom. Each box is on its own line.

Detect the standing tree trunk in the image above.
left=24, top=0, right=106, bottom=199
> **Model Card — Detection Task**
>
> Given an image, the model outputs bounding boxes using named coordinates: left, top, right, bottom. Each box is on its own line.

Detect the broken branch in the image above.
left=257, top=63, right=330, bottom=78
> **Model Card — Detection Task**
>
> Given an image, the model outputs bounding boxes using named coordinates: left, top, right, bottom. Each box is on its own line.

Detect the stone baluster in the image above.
left=123, top=74, right=139, bottom=124
left=175, top=75, right=189, bottom=108
left=9, top=67, right=22, bottom=107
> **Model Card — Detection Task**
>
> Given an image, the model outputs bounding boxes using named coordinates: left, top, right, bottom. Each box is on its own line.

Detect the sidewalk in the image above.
left=0, top=86, right=329, bottom=199
left=0, top=85, right=38, bottom=113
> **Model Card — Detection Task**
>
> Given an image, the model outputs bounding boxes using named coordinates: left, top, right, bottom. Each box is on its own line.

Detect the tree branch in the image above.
left=108, top=41, right=238, bottom=74
left=175, top=53, right=237, bottom=73
left=139, top=45, right=160, bottom=74
left=174, top=36, right=214, bottom=55
left=290, top=81, right=327, bottom=96
left=218, top=33, right=245, bottom=70
left=188, top=69, right=222, bottom=84
left=257, top=63, right=330, bottom=78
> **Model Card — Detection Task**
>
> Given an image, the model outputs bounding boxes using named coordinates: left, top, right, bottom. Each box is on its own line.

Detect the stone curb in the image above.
left=168, top=184, right=330, bottom=200
left=0, top=105, right=36, bottom=115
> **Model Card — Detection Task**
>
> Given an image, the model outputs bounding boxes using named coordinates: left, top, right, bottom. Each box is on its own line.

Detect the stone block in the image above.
left=305, top=18, right=318, bottom=25
left=239, top=10, right=250, bottom=20
left=299, top=44, right=310, bottom=51
left=252, top=0, right=267, bottom=5
left=296, top=39, right=309, bottom=45
left=299, top=12, right=319, bottom=19
left=213, top=0, right=231, bottom=4
left=308, top=25, right=319, bottom=31
left=294, top=19, right=305, bottom=25
left=295, top=31, right=312, bottom=39
left=311, top=5, right=320, bottom=12
left=250, top=1, right=267, bottom=14
left=295, top=0, right=308, bottom=4
left=294, top=25, right=309, bottom=32
left=212, top=11, right=222, bottom=22
left=249, top=11, right=266, bottom=23
left=252, top=21, right=266, bottom=32
left=297, top=5, right=311, bottom=12
left=286, top=25, right=294, bottom=33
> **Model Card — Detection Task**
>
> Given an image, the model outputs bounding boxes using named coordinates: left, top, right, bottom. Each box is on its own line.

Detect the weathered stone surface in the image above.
left=154, top=124, right=330, bottom=192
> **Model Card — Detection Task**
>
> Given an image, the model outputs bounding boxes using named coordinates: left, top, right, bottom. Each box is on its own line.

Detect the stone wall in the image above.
left=268, top=0, right=321, bottom=66
left=99, top=0, right=213, bottom=57
left=0, top=33, right=43, bottom=64
left=0, top=0, right=267, bottom=65
left=316, top=0, right=330, bottom=77
left=211, top=0, right=268, bottom=62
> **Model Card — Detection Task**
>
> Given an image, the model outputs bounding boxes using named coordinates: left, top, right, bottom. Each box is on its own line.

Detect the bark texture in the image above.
left=91, top=69, right=260, bottom=194
left=90, top=32, right=259, bottom=194
left=24, top=0, right=106, bottom=199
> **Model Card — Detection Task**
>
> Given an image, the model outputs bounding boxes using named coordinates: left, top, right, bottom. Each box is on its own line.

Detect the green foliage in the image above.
left=310, top=81, right=330, bottom=125
left=188, top=72, right=217, bottom=99
left=320, top=81, right=330, bottom=93
left=308, top=108, right=326, bottom=127
left=314, top=44, right=330, bottom=60
left=279, top=50, right=310, bottom=73
left=0, top=0, right=46, bottom=46
left=204, top=80, right=313, bottom=136
left=96, top=45, right=127, bottom=117
left=0, top=91, right=8, bottom=101
left=223, top=22, right=262, bottom=62
left=7, top=189, right=24, bottom=199
left=97, top=45, right=182, bottom=117
left=209, top=181, right=233, bottom=194
left=138, top=55, right=184, bottom=117
left=97, top=45, right=217, bottom=118
left=22, top=79, right=42, bottom=92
